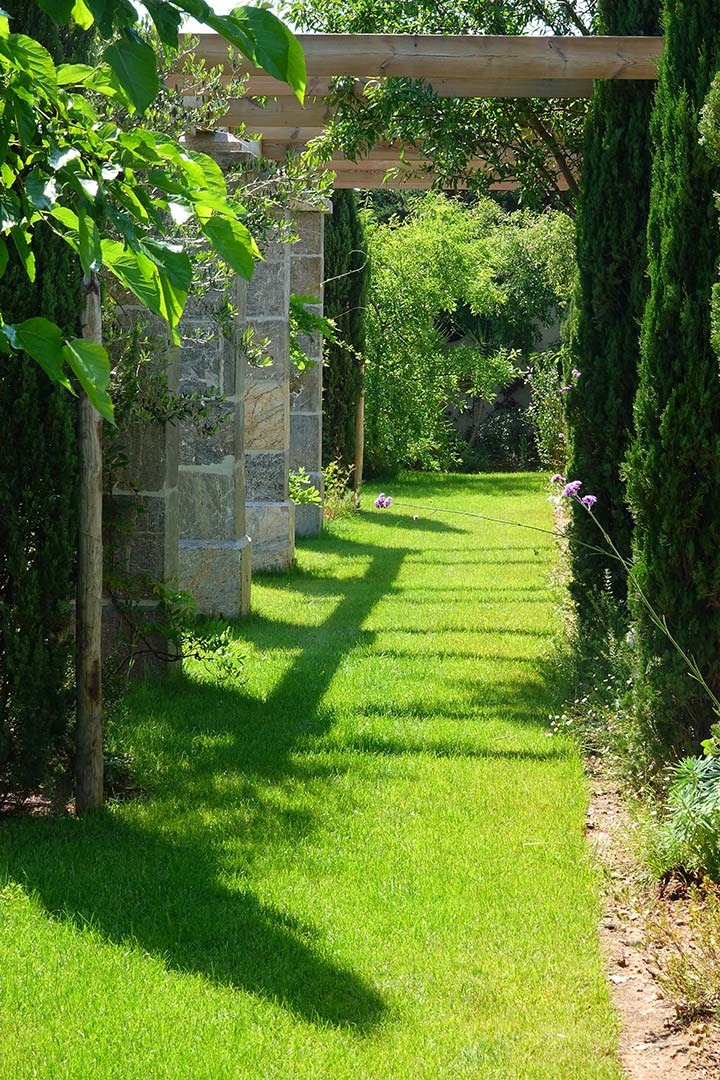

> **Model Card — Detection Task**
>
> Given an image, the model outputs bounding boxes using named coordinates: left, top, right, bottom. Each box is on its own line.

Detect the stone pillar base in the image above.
left=101, top=598, right=180, bottom=680
left=247, top=501, right=295, bottom=571
left=294, top=470, right=324, bottom=538
left=178, top=536, right=252, bottom=617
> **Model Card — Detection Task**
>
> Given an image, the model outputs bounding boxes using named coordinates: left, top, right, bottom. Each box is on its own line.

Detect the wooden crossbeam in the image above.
left=240, top=75, right=595, bottom=99
left=191, top=33, right=663, bottom=84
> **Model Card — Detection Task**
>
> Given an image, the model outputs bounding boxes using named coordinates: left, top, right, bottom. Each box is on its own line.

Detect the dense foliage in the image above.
left=362, top=194, right=574, bottom=475
left=565, top=0, right=659, bottom=641
left=322, top=189, right=368, bottom=472
left=625, top=0, right=720, bottom=754
left=0, top=4, right=80, bottom=804
left=283, top=0, right=591, bottom=209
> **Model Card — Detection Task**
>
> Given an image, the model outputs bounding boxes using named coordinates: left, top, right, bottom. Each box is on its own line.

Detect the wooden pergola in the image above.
left=191, top=34, right=663, bottom=189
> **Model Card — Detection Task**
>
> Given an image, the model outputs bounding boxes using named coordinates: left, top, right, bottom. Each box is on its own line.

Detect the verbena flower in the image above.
left=561, top=480, right=582, bottom=498
left=571, top=368, right=581, bottom=379
left=559, top=385, right=572, bottom=393
left=550, top=474, right=565, bottom=484
left=374, top=493, right=393, bottom=509
left=581, top=495, right=598, bottom=509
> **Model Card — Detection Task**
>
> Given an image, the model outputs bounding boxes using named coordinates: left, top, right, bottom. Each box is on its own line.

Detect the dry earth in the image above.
left=588, top=776, right=720, bottom=1079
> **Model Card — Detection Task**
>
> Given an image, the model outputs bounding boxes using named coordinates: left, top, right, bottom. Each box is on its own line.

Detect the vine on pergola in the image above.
left=282, top=0, right=598, bottom=209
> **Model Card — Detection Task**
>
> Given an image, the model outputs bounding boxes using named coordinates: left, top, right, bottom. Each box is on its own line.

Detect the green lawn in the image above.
left=0, top=473, right=621, bottom=1079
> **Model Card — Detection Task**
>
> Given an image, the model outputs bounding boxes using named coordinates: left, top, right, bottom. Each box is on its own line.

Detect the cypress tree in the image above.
left=625, top=0, right=720, bottom=754
left=565, top=0, right=659, bottom=643
left=322, top=189, right=369, bottom=472
left=0, top=3, right=80, bottom=801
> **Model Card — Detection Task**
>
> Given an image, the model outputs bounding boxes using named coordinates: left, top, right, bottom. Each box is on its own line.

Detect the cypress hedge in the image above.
left=565, top=0, right=659, bottom=644
left=0, top=3, right=80, bottom=802
left=321, top=189, right=368, bottom=473
left=625, top=0, right=720, bottom=754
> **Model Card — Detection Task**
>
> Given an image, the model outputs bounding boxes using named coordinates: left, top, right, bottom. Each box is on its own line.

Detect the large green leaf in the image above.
left=71, top=1, right=94, bottom=31
left=10, top=226, right=35, bottom=282
left=1, top=34, right=57, bottom=95
left=36, top=0, right=75, bottom=24
left=144, top=0, right=182, bottom=48
left=63, top=338, right=114, bottom=422
left=230, top=7, right=306, bottom=102
left=25, top=169, right=58, bottom=211
left=201, top=214, right=258, bottom=281
left=78, top=209, right=102, bottom=274
left=102, top=239, right=182, bottom=343
left=140, top=238, right=193, bottom=295
left=85, top=0, right=137, bottom=38
left=104, top=33, right=159, bottom=113
left=3, top=316, right=72, bottom=389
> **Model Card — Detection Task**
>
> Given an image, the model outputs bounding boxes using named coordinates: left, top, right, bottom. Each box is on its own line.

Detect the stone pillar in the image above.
left=289, top=204, right=330, bottom=537
left=176, top=276, right=252, bottom=616
left=104, top=344, right=180, bottom=673
left=175, top=131, right=257, bottom=615
left=244, top=233, right=296, bottom=571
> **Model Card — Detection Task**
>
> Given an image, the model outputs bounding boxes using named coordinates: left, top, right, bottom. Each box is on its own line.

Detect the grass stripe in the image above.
left=0, top=472, right=621, bottom=1079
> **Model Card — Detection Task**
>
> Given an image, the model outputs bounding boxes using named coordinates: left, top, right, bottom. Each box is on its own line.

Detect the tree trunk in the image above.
left=75, top=271, right=104, bottom=814
left=353, top=380, right=365, bottom=500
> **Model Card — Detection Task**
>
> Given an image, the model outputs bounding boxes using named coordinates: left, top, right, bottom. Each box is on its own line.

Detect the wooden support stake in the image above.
left=75, top=271, right=104, bottom=815
left=354, top=382, right=365, bottom=499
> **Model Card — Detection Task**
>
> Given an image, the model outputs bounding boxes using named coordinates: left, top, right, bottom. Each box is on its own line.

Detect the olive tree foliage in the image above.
left=283, top=0, right=597, bottom=210
left=0, top=1, right=306, bottom=418
left=362, top=193, right=575, bottom=474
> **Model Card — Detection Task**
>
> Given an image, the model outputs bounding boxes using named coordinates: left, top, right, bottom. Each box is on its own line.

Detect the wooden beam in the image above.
left=226, top=96, right=336, bottom=129
left=191, top=33, right=663, bottom=83
left=241, top=74, right=595, bottom=99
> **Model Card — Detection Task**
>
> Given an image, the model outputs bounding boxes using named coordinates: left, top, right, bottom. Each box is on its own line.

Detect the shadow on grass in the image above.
left=1, top=532, right=415, bottom=1030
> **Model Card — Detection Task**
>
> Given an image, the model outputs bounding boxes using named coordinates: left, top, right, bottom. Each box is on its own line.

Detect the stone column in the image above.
left=176, top=276, right=252, bottom=616
left=104, top=343, right=180, bottom=673
left=175, top=131, right=257, bottom=615
left=244, top=233, right=296, bottom=571
left=289, top=204, right=330, bottom=537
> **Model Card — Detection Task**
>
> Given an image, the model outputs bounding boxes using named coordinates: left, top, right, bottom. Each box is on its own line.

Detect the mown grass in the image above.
left=0, top=473, right=621, bottom=1079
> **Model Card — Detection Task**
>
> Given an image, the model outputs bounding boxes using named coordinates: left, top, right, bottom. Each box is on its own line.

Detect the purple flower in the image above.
left=559, top=385, right=572, bottom=393
left=557, top=433, right=565, bottom=442
left=571, top=368, right=581, bottom=379
left=561, top=480, right=583, bottom=498
left=550, top=474, right=565, bottom=485
left=580, top=494, right=598, bottom=509
left=384, top=496, right=393, bottom=507
left=374, top=493, right=393, bottom=509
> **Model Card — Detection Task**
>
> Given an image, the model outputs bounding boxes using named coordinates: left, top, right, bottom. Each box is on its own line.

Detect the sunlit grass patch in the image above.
left=0, top=473, right=621, bottom=1079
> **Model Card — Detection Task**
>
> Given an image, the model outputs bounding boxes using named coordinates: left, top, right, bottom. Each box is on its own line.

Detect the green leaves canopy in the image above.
left=0, top=2, right=306, bottom=420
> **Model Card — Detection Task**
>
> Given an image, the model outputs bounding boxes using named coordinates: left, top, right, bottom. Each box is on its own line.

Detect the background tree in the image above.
left=625, top=0, right=720, bottom=755
left=564, top=0, right=659, bottom=646
left=322, top=189, right=368, bottom=474
left=284, top=0, right=596, bottom=209
left=361, top=193, right=574, bottom=475
left=0, top=3, right=87, bottom=806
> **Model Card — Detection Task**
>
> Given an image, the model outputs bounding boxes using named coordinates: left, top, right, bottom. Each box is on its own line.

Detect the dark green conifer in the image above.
left=0, top=3, right=81, bottom=800
left=625, top=0, right=720, bottom=753
left=565, top=0, right=659, bottom=643
left=322, top=189, right=369, bottom=472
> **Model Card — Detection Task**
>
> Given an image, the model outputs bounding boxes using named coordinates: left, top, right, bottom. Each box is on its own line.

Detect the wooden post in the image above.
left=75, top=271, right=104, bottom=815
left=353, top=377, right=365, bottom=502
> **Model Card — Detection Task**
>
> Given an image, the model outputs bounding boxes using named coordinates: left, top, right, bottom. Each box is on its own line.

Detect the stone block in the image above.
left=290, top=255, right=323, bottom=300
left=246, top=502, right=295, bottom=571
left=245, top=379, right=288, bottom=451
left=108, top=492, right=169, bottom=581
left=291, top=212, right=324, bottom=257
left=290, top=362, right=322, bottom=413
left=244, top=318, right=289, bottom=373
left=179, top=404, right=236, bottom=467
left=178, top=537, right=252, bottom=617
left=290, top=413, right=321, bottom=473
left=178, top=469, right=237, bottom=542
left=245, top=256, right=290, bottom=319
left=117, top=419, right=170, bottom=493
left=294, top=503, right=323, bottom=539
left=245, top=451, right=288, bottom=501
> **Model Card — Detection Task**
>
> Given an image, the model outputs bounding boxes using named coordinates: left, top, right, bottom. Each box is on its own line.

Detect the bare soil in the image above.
left=588, top=773, right=720, bottom=1079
